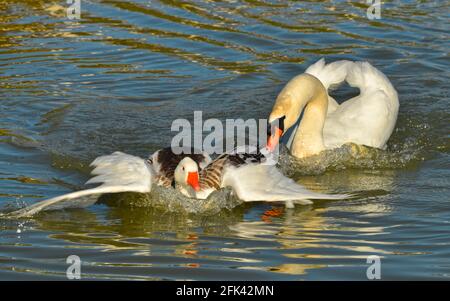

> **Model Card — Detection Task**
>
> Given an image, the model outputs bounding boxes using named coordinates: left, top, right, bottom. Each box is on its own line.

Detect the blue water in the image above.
left=0, top=0, right=449, bottom=280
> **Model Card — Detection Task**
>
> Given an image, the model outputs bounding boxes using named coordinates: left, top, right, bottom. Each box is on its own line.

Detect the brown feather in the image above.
left=153, top=147, right=208, bottom=187
left=199, top=152, right=265, bottom=190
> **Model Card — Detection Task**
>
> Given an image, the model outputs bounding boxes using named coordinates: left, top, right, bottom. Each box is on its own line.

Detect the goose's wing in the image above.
left=7, top=152, right=154, bottom=217
left=221, top=163, right=351, bottom=205
left=199, top=151, right=265, bottom=191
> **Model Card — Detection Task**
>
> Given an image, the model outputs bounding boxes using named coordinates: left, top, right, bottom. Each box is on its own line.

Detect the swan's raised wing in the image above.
left=324, top=61, right=399, bottom=149
left=305, top=58, right=352, bottom=90
left=305, top=58, right=353, bottom=115
left=221, top=163, right=351, bottom=205
left=7, top=152, right=154, bottom=218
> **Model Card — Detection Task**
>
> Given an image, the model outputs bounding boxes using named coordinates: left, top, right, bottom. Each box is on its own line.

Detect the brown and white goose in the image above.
left=172, top=150, right=350, bottom=207
left=7, top=147, right=350, bottom=217
left=148, top=147, right=211, bottom=188
left=8, top=147, right=211, bottom=217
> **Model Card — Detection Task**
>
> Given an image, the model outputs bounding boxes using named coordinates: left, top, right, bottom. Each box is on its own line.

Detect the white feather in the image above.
left=305, top=58, right=353, bottom=115
left=305, top=58, right=352, bottom=90
left=86, top=151, right=153, bottom=192
left=323, top=61, right=399, bottom=149
left=221, top=163, right=350, bottom=205
left=283, top=59, right=399, bottom=152
left=8, top=152, right=154, bottom=217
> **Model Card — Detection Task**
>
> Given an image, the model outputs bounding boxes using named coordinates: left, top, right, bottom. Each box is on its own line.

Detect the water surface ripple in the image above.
left=0, top=0, right=449, bottom=280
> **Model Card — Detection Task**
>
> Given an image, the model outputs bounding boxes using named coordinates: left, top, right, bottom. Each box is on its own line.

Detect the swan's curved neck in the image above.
left=287, top=74, right=328, bottom=158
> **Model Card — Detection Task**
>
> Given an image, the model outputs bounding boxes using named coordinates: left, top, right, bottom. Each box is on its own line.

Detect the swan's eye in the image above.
left=182, top=167, right=185, bottom=171
left=268, top=116, right=286, bottom=136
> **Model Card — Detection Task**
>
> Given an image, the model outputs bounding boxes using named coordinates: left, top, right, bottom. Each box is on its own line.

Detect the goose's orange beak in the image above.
left=266, top=127, right=283, bottom=152
left=187, top=171, right=200, bottom=191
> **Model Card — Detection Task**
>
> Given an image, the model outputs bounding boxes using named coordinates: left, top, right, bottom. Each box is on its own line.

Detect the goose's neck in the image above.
left=289, top=74, right=328, bottom=158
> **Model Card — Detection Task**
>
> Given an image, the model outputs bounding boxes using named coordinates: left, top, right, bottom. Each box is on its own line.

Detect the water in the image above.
left=0, top=0, right=449, bottom=280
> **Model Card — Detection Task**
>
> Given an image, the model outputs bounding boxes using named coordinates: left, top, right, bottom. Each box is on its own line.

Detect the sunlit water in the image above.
left=0, top=0, right=449, bottom=280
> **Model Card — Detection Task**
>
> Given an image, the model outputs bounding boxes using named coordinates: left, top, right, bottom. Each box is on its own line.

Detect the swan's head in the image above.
left=266, top=74, right=320, bottom=152
left=174, top=157, right=200, bottom=191
left=267, top=93, right=298, bottom=152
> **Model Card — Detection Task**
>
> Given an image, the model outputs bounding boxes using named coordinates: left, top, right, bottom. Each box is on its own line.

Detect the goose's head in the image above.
left=174, top=157, right=200, bottom=192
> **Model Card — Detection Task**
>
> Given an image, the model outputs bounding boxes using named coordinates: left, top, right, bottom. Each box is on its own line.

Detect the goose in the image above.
left=7, top=147, right=349, bottom=217
left=172, top=149, right=350, bottom=206
left=7, top=147, right=210, bottom=217
left=267, top=58, right=399, bottom=159
left=147, top=147, right=211, bottom=187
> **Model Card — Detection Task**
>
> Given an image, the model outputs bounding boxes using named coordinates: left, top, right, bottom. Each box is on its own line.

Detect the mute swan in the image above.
left=267, top=58, right=399, bottom=159
left=8, top=147, right=350, bottom=217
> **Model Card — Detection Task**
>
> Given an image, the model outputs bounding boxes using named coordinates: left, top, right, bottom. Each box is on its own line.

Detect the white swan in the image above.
left=267, top=58, right=399, bottom=158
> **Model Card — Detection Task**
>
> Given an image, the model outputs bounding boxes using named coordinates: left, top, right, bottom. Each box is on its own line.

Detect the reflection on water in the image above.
left=0, top=0, right=449, bottom=280
left=1, top=196, right=398, bottom=279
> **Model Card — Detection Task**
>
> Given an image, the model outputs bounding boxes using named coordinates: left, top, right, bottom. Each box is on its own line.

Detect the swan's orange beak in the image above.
left=266, top=127, right=283, bottom=152
left=187, top=171, right=200, bottom=191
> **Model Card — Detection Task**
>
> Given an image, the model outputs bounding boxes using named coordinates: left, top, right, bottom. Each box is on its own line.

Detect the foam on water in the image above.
left=100, top=186, right=243, bottom=215
left=1, top=185, right=243, bottom=218
left=278, top=139, right=425, bottom=178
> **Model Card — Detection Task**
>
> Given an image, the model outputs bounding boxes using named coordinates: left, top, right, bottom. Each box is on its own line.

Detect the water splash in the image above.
left=100, top=186, right=243, bottom=215
left=1, top=185, right=244, bottom=218
left=278, top=140, right=424, bottom=178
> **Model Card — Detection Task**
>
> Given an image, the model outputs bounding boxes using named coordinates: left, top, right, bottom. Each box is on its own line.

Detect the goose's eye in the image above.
left=182, top=167, right=185, bottom=171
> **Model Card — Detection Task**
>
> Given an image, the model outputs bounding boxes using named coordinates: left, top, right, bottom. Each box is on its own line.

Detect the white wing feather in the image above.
left=222, top=163, right=350, bottom=205
left=7, top=152, right=154, bottom=217
left=86, top=151, right=153, bottom=192
left=305, top=58, right=352, bottom=90
left=305, top=58, right=352, bottom=115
